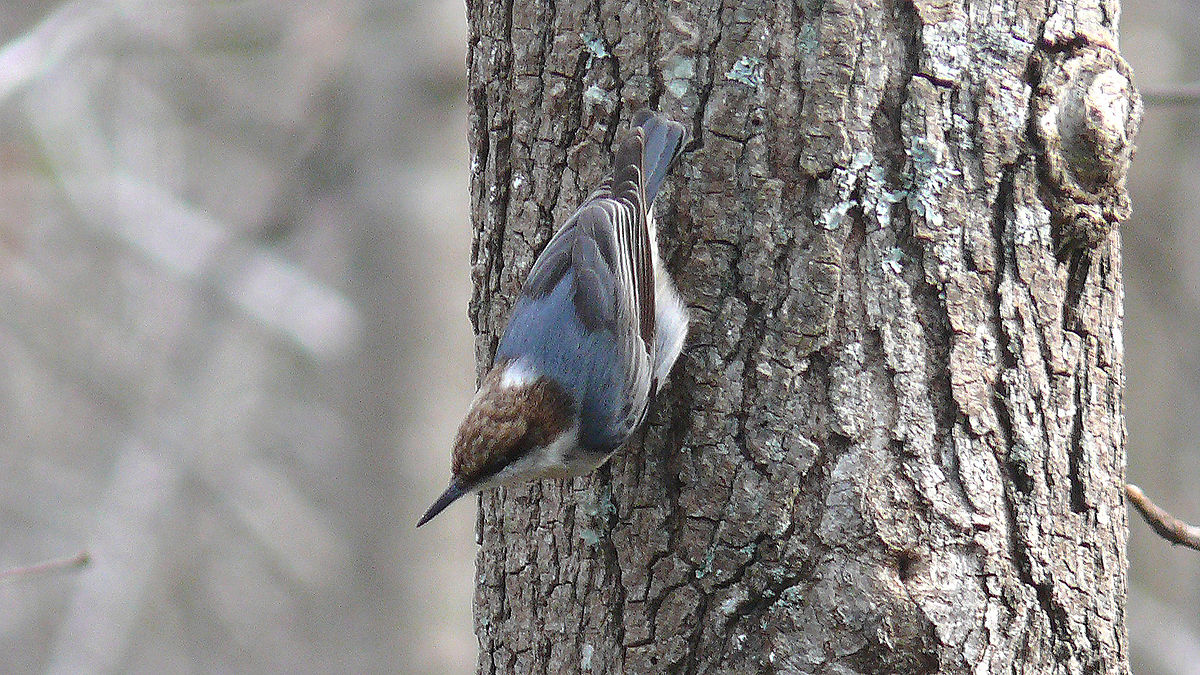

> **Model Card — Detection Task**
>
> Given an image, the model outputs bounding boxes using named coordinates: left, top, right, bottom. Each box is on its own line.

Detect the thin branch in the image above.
left=1126, top=484, right=1200, bottom=552
left=0, top=551, right=91, bottom=582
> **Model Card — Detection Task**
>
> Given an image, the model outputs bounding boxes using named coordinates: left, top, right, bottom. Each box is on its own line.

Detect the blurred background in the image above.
left=0, top=1, right=1195, bottom=673
left=0, top=1, right=476, bottom=673
left=1124, top=3, right=1200, bottom=673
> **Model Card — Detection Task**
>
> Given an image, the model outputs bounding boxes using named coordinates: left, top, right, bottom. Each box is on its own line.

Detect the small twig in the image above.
left=0, top=551, right=91, bottom=581
left=1141, top=82, right=1200, bottom=106
left=1126, top=484, right=1200, bottom=552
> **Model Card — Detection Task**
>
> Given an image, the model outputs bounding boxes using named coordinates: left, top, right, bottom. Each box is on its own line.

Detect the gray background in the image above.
left=0, top=1, right=1193, bottom=672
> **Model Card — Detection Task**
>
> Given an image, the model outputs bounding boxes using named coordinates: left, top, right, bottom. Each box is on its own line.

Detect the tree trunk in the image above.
left=465, top=1, right=1139, bottom=673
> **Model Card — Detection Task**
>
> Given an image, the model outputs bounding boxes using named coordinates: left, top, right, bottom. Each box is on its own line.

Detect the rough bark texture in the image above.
left=466, top=1, right=1137, bottom=673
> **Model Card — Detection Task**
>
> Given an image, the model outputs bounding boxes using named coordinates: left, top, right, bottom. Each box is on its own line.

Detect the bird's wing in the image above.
left=507, top=129, right=656, bottom=449
left=520, top=130, right=655, bottom=360
left=607, top=130, right=657, bottom=353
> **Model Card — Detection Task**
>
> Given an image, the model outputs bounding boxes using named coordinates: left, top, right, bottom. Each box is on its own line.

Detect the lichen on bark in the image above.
left=467, top=1, right=1134, bottom=672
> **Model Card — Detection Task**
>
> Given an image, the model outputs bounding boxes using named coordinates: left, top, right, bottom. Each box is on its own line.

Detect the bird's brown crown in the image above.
left=451, top=361, right=575, bottom=486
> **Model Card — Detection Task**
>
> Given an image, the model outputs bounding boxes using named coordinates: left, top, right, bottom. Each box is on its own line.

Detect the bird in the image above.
left=417, top=110, right=689, bottom=527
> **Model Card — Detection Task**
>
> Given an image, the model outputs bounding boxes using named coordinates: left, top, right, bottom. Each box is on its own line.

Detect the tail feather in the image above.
left=629, top=111, right=689, bottom=388
left=631, top=110, right=687, bottom=205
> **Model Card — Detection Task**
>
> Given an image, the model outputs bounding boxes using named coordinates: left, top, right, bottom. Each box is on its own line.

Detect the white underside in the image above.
left=648, top=210, right=689, bottom=385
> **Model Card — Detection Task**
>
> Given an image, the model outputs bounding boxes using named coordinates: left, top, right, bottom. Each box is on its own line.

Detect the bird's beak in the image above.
left=416, top=480, right=468, bottom=527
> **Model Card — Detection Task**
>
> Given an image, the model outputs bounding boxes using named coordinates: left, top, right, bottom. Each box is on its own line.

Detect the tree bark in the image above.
left=466, top=1, right=1139, bottom=673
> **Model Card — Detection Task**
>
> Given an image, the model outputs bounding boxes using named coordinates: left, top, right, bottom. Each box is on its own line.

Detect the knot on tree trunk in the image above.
left=1033, top=40, right=1143, bottom=254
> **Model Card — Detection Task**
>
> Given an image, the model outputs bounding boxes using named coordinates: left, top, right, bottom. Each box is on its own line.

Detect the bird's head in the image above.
left=416, top=359, right=577, bottom=526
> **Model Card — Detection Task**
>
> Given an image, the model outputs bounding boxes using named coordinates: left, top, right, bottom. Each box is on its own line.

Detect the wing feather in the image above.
left=609, top=131, right=656, bottom=352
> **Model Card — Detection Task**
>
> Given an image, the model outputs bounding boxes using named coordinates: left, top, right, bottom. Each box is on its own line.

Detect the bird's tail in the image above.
left=631, top=110, right=688, bottom=205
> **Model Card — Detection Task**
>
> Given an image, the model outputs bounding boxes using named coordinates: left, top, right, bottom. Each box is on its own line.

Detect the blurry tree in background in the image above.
left=1123, top=2, right=1200, bottom=672
left=0, top=2, right=476, bottom=673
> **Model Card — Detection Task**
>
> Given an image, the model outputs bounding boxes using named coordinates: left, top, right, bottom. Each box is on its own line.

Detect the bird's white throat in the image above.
left=477, top=421, right=585, bottom=490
